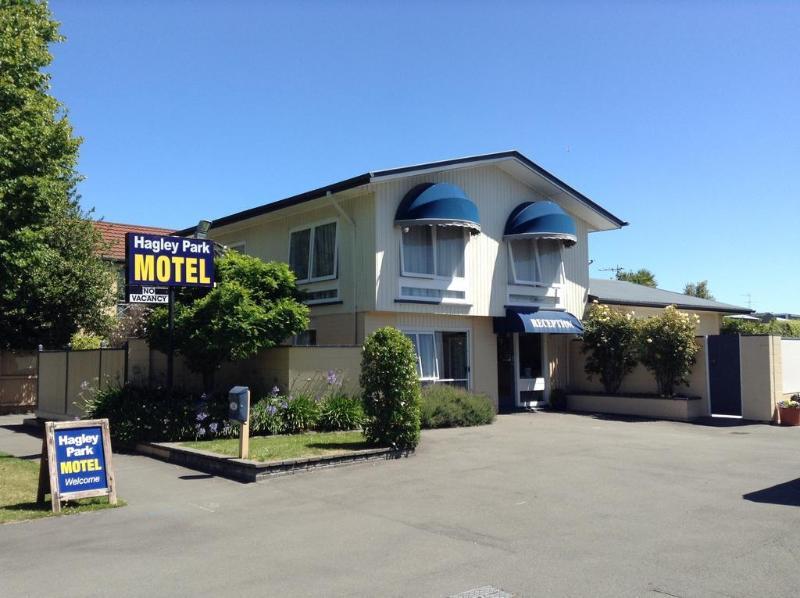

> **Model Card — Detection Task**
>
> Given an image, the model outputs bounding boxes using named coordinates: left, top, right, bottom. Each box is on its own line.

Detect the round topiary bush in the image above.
left=360, top=327, right=421, bottom=449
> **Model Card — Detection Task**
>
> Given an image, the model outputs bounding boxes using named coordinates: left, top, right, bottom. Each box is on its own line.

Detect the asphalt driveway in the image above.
left=2, top=412, right=800, bottom=598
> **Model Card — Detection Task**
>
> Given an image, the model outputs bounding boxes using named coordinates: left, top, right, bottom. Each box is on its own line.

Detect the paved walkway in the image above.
left=2, top=412, right=800, bottom=597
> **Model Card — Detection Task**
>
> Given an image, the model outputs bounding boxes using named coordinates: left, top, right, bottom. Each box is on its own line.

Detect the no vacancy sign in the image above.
left=38, top=419, right=118, bottom=513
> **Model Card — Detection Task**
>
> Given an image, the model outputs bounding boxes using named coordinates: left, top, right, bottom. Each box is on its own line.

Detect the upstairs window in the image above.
left=401, top=225, right=465, bottom=278
left=509, top=238, right=562, bottom=286
left=289, top=221, right=337, bottom=282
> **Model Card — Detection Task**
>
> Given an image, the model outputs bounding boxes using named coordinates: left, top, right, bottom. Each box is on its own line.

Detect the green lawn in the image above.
left=182, top=430, right=373, bottom=462
left=0, top=452, right=121, bottom=524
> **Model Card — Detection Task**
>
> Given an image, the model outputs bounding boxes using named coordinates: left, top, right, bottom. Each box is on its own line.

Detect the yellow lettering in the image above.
left=60, top=461, right=72, bottom=474
left=134, top=254, right=155, bottom=282
left=199, top=258, right=211, bottom=284
left=156, top=256, right=171, bottom=282
left=185, top=258, right=198, bottom=284
left=172, top=257, right=185, bottom=283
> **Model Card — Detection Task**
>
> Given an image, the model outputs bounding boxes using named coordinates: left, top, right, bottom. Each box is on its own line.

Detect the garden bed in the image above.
left=136, top=431, right=412, bottom=483
left=566, top=393, right=705, bottom=421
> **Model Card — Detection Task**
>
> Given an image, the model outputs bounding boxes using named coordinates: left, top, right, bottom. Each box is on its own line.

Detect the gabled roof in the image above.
left=93, top=221, right=175, bottom=262
left=589, top=278, right=752, bottom=315
left=176, top=150, right=627, bottom=235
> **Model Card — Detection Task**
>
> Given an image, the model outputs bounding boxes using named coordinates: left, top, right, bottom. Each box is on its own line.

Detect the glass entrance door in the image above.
left=516, top=333, right=546, bottom=407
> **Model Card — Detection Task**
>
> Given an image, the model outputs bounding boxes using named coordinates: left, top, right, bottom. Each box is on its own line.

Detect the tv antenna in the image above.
left=599, top=265, right=625, bottom=279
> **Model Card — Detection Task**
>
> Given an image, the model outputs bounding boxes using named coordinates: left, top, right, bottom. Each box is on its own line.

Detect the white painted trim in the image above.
left=704, top=336, right=712, bottom=416
left=288, top=218, right=339, bottom=284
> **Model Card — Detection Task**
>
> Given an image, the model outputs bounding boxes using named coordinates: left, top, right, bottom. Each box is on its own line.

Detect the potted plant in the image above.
left=778, top=395, right=800, bottom=426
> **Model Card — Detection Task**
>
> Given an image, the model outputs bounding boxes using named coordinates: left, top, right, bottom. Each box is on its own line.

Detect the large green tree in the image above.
left=616, top=268, right=657, bottom=288
left=0, top=0, right=114, bottom=349
left=684, top=280, right=714, bottom=300
left=147, top=251, right=310, bottom=390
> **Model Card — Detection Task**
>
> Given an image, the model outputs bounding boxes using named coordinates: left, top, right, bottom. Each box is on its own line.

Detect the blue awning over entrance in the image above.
left=493, top=308, right=584, bottom=334
left=395, top=183, right=481, bottom=233
left=503, top=201, right=577, bottom=246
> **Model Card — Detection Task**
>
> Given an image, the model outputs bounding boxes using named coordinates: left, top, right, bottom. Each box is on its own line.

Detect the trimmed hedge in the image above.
left=419, top=384, right=495, bottom=429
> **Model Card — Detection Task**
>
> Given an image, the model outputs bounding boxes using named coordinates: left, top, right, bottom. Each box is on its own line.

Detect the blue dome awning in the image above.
left=503, top=201, right=577, bottom=246
left=395, top=183, right=481, bottom=233
left=493, top=308, right=584, bottom=335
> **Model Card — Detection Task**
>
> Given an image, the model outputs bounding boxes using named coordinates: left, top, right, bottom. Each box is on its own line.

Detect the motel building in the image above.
left=179, top=151, right=627, bottom=412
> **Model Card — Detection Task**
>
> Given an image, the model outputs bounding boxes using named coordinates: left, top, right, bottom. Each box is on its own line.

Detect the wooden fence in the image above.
left=0, top=351, right=37, bottom=414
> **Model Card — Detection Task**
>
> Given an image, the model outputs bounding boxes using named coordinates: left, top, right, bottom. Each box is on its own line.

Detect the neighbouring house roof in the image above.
left=93, top=221, right=175, bottom=262
left=589, top=278, right=753, bottom=315
left=175, top=150, right=628, bottom=236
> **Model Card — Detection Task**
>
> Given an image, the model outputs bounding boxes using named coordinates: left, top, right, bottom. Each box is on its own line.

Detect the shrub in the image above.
left=581, top=302, right=639, bottom=394
left=282, top=394, right=320, bottom=433
left=319, top=392, right=364, bottom=431
left=83, top=385, right=235, bottom=445
left=548, top=388, right=567, bottom=411
left=249, top=397, right=285, bottom=436
left=70, top=332, right=103, bottom=350
left=419, top=384, right=495, bottom=428
left=360, top=327, right=421, bottom=449
left=638, top=305, right=700, bottom=397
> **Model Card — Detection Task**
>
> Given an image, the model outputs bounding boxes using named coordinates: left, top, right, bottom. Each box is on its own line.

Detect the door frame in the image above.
left=513, top=332, right=550, bottom=408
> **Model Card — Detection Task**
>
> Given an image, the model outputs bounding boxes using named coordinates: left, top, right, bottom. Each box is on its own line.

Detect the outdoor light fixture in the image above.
left=194, top=219, right=212, bottom=239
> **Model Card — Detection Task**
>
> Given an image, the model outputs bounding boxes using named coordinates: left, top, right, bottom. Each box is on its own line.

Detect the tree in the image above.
left=616, top=268, right=657, bottom=287
left=146, top=251, right=310, bottom=390
left=581, top=302, right=639, bottom=394
left=360, top=327, right=421, bottom=450
left=684, top=280, right=714, bottom=300
left=0, top=0, right=115, bottom=349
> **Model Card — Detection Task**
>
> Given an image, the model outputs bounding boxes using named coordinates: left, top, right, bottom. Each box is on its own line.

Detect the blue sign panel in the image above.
left=126, top=232, right=214, bottom=288
left=54, top=425, right=109, bottom=494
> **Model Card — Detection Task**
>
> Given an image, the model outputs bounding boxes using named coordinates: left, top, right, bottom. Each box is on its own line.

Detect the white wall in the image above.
left=781, top=338, right=800, bottom=394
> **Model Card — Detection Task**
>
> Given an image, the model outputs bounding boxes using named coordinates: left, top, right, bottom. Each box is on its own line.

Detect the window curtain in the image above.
left=435, top=226, right=465, bottom=278
left=511, top=239, right=538, bottom=282
left=402, top=226, right=434, bottom=275
left=417, top=333, right=437, bottom=379
left=289, top=229, right=311, bottom=280
left=537, top=240, right=561, bottom=286
left=312, top=222, right=337, bottom=278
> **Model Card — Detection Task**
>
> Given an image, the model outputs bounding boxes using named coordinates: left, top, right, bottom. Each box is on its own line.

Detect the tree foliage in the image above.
left=146, top=251, right=309, bottom=388
left=581, top=302, right=639, bottom=394
left=684, top=280, right=714, bottom=300
left=616, top=268, right=657, bottom=288
left=360, top=327, right=421, bottom=449
left=638, top=306, right=700, bottom=397
left=0, top=0, right=114, bottom=349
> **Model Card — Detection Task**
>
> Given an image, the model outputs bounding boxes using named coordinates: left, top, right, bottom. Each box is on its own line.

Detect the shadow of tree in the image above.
left=743, top=478, right=800, bottom=507
left=305, top=442, right=371, bottom=451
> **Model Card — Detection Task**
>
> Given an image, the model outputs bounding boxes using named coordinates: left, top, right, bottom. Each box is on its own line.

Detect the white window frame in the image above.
left=402, top=328, right=472, bottom=388
left=289, top=218, right=339, bottom=284
left=400, top=225, right=467, bottom=280
left=507, top=239, right=565, bottom=288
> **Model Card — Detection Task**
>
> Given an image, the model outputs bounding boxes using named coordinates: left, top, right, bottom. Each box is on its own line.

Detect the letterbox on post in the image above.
left=228, top=386, right=250, bottom=459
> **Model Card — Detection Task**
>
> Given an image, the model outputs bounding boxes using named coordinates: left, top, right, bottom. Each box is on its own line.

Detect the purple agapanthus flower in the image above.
left=267, top=405, right=277, bottom=416
left=197, top=427, right=206, bottom=437
left=196, top=411, right=208, bottom=422
left=209, top=422, right=218, bottom=434
left=270, top=385, right=280, bottom=397
left=327, top=370, right=337, bottom=385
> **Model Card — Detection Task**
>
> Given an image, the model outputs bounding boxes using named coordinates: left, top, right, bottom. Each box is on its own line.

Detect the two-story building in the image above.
left=180, top=151, right=626, bottom=411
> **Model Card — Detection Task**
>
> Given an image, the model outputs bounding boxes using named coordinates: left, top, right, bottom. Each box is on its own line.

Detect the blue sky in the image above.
left=49, top=1, right=799, bottom=312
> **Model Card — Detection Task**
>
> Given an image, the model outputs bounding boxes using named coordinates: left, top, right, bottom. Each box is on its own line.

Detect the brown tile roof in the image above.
left=93, top=221, right=175, bottom=261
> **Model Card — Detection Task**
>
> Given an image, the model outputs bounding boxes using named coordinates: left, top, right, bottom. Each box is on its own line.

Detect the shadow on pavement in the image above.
left=0, top=423, right=43, bottom=439
left=743, top=478, right=800, bottom=507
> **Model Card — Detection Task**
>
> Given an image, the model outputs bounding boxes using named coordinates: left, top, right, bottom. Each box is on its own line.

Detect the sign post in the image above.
left=125, top=233, right=215, bottom=389
left=37, top=419, right=117, bottom=513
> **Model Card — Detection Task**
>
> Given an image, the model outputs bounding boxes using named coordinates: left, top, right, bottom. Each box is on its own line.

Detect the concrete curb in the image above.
left=135, top=441, right=413, bottom=483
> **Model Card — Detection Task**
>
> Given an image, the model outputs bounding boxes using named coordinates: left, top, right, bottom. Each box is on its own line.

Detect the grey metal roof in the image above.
left=588, top=278, right=752, bottom=315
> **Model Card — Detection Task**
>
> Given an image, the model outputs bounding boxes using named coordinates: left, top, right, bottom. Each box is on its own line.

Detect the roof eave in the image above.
left=589, top=296, right=754, bottom=315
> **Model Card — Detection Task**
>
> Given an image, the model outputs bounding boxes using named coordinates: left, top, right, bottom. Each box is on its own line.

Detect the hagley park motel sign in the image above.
left=125, top=232, right=215, bottom=303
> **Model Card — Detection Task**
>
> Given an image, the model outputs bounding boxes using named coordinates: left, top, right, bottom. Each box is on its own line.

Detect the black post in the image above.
left=167, top=287, right=175, bottom=391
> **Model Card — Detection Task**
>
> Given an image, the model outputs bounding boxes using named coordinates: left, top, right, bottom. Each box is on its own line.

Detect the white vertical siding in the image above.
left=374, top=165, right=592, bottom=318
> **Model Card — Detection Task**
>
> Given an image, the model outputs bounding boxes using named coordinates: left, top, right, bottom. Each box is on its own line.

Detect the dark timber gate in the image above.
left=707, top=335, right=742, bottom=416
